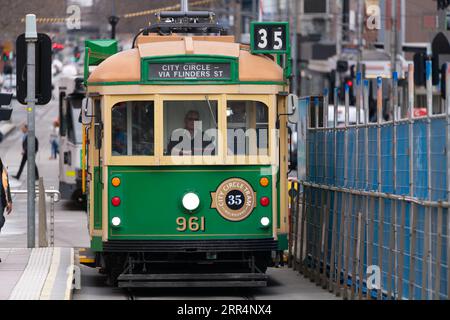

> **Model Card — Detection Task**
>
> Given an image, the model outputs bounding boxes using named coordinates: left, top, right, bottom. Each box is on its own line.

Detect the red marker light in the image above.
left=260, top=197, right=270, bottom=207
left=111, top=197, right=121, bottom=207
left=347, top=81, right=353, bottom=87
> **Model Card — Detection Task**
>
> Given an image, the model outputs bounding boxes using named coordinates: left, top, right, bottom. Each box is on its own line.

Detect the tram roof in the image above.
left=87, top=36, right=284, bottom=85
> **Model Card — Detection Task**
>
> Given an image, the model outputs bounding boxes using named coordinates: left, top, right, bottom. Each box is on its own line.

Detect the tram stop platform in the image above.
left=0, top=247, right=75, bottom=300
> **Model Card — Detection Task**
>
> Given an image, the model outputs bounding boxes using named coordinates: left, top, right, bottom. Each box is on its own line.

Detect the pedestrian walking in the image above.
left=49, top=119, right=59, bottom=160
left=13, top=124, right=39, bottom=180
left=0, top=157, right=13, bottom=263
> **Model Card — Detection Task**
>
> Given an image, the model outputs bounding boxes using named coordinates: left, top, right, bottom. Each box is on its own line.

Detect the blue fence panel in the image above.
left=326, top=130, right=335, bottom=185
left=303, top=108, right=449, bottom=300
left=396, top=123, right=410, bottom=195
left=347, top=128, right=357, bottom=188
left=368, top=127, right=378, bottom=191
left=307, top=130, right=316, bottom=182
left=357, top=128, right=366, bottom=189
left=381, top=126, right=394, bottom=194
left=336, top=131, right=345, bottom=187
left=316, top=131, right=326, bottom=184
left=413, top=120, right=428, bottom=199
left=430, top=118, right=447, bottom=201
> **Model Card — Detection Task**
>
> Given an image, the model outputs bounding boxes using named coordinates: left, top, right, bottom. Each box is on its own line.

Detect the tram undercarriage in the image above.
left=99, top=242, right=276, bottom=288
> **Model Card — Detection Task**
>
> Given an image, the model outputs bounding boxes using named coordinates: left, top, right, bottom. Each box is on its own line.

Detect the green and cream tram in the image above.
left=81, top=11, right=293, bottom=287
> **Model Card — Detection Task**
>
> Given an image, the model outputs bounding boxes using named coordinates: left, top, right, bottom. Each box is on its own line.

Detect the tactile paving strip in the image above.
left=9, top=248, right=53, bottom=300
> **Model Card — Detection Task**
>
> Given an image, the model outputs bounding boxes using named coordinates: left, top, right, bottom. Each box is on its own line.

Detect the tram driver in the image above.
left=167, top=110, right=216, bottom=156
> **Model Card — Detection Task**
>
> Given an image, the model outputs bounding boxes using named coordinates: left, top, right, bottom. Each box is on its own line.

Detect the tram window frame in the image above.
left=111, top=100, right=155, bottom=157
left=226, top=99, right=270, bottom=158
left=67, top=97, right=83, bottom=145
left=94, top=99, right=102, bottom=150
left=162, top=98, right=219, bottom=158
left=59, top=91, right=67, bottom=137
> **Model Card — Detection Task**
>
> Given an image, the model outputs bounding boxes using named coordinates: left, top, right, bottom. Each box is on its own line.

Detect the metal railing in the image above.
left=10, top=186, right=61, bottom=247
left=290, top=63, right=450, bottom=300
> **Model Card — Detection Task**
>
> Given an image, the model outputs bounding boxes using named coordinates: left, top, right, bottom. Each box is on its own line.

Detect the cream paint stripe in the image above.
left=272, top=165, right=278, bottom=240
left=39, top=247, right=61, bottom=300
left=155, top=94, right=163, bottom=163
left=103, top=96, right=110, bottom=241
left=92, top=229, right=103, bottom=237
left=88, top=85, right=284, bottom=96
left=64, top=248, right=75, bottom=300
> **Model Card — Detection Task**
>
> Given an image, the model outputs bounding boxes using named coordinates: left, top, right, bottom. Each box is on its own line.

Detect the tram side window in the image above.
left=163, top=100, right=218, bottom=156
left=227, top=101, right=269, bottom=156
left=111, top=101, right=154, bottom=156
left=67, top=98, right=82, bottom=144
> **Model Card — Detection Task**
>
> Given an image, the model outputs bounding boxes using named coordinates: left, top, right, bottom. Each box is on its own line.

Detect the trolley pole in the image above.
left=25, top=14, right=37, bottom=248
left=181, top=0, right=189, bottom=11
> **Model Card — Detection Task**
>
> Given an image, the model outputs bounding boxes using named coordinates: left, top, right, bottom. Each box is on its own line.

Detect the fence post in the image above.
left=364, top=79, right=370, bottom=299
left=38, top=178, right=48, bottom=248
left=424, top=59, right=433, bottom=300
left=446, top=62, right=450, bottom=301
left=376, top=76, right=383, bottom=300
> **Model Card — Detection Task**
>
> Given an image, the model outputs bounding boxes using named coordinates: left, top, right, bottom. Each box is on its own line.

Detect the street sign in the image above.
left=16, top=33, right=52, bottom=105
left=250, top=22, right=289, bottom=54
left=147, top=62, right=231, bottom=81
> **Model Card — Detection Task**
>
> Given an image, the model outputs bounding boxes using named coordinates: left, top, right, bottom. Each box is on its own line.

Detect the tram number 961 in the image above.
left=176, top=217, right=205, bottom=232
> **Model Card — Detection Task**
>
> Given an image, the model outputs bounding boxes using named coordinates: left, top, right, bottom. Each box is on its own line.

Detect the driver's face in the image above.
left=185, top=113, right=199, bottom=131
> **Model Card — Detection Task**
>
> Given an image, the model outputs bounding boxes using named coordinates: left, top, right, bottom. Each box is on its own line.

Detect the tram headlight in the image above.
left=182, top=192, right=200, bottom=211
left=111, top=217, right=121, bottom=227
left=260, top=217, right=270, bottom=228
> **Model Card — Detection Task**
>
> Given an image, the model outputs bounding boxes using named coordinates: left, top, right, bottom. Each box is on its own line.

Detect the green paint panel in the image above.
left=107, top=166, right=274, bottom=240
left=85, top=39, right=118, bottom=66
left=91, top=236, right=103, bottom=251
left=277, top=233, right=288, bottom=250
left=94, top=167, right=103, bottom=229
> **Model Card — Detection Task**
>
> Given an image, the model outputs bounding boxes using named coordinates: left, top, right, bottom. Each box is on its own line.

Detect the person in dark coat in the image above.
left=13, top=124, right=39, bottom=180
left=0, top=157, right=13, bottom=262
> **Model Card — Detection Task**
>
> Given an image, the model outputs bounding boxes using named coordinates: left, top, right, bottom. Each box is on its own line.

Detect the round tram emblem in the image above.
left=211, top=178, right=257, bottom=221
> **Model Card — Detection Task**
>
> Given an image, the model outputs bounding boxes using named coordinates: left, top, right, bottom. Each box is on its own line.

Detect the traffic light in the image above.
left=413, top=53, right=439, bottom=86
left=344, top=76, right=355, bottom=105
left=337, top=60, right=348, bottom=73
left=414, top=52, right=426, bottom=86
left=16, top=33, right=52, bottom=106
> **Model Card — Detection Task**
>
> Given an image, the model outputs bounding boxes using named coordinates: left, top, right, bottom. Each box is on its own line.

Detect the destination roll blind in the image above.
left=148, top=62, right=231, bottom=80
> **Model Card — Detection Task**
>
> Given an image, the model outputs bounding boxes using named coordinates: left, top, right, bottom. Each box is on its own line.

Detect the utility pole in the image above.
left=390, top=0, right=398, bottom=75
left=291, top=0, right=299, bottom=95
left=356, top=0, right=364, bottom=73
left=336, top=0, right=343, bottom=89
left=25, top=14, right=37, bottom=248
left=233, top=0, right=242, bottom=42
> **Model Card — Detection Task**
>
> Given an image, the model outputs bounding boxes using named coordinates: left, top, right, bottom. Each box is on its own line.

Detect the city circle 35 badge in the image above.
left=211, top=178, right=257, bottom=221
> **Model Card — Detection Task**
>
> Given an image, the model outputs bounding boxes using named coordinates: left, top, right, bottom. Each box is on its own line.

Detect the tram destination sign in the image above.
left=148, top=62, right=231, bottom=81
